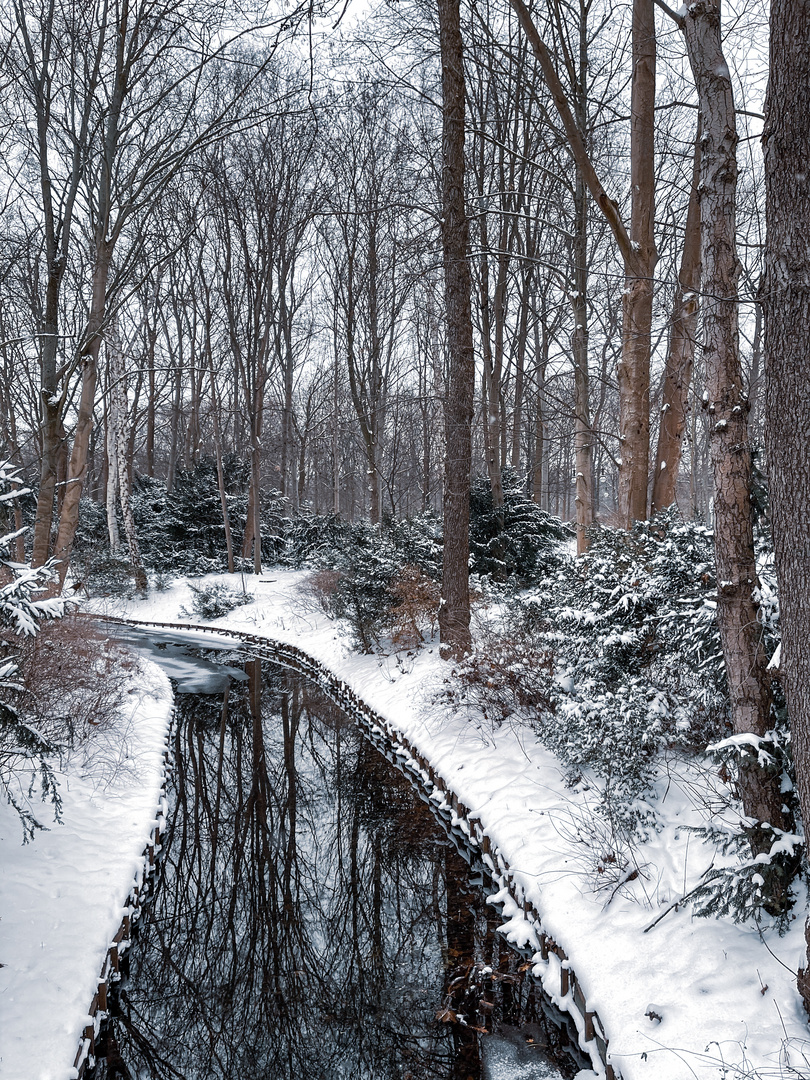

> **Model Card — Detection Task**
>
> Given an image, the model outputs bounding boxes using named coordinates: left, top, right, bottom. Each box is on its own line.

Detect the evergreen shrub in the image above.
left=469, top=469, right=571, bottom=584
left=444, top=511, right=733, bottom=820
left=180, top=581, right=252, bottom=621
left=304, top=515, right=443, bottom=652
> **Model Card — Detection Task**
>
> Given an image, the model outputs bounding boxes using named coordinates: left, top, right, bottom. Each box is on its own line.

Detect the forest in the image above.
left=1, top=0, right=810, bottom=1070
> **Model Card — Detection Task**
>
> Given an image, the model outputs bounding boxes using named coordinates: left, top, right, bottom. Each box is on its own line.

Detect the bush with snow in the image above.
left=0, top=462, right=64, bottom=839
left=442, top=509, right=800, bottom=921
left=469, top=469, right=572, bottom=584
left=180, top=580, right=252, bottom=621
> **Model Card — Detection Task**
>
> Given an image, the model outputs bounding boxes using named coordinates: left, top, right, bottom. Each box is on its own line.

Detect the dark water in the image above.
left=92, top=641, right=571, bottom=1080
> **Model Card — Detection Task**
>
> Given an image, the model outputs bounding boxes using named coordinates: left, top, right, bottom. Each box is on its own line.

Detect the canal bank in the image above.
left=2, top=569, right=808, bottom=1079
left=90, top=571, right=810, bottom=1080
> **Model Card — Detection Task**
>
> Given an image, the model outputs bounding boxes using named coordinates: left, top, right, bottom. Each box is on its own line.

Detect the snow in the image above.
left=7, top=569, right=810, bottom=1080
left=0, top=657, right=173, bottom=1080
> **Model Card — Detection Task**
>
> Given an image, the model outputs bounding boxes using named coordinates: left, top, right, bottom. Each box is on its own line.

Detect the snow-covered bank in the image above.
left=0, top=657, right=173, bottom=1080
left=89, top=570, right=810, bottom=1080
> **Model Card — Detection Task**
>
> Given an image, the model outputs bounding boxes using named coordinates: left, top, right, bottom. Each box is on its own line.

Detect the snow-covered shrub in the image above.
left=131, top=459, right=250, bottom=573
left=180, top=581, right=252, bottom=621
left=280, top=513, right=354, bottom=568
left=469, top=469, right=571, bottom=584
left=0, top=463, right=64, bottom=839
left=442, top=509, right=801, bottom=918
left=301, top=516, right=443, bottom=652
left=686, top=729, right=803, bottom=929
left=442, top=511, right=733, bottom=822
left=308, top=522, right=402, bottom=652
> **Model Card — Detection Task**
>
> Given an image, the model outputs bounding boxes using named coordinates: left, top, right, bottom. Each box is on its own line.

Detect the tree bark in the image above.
left=437, top=0, right=475, bottom=658
left=109, top=326, right=147, bottom=592
left=105, top=381, right=121, bottom=556
left=681, top=0, right=786, bottom=844
left=571, top=170, right=594, bottom=554
left=617, top=0, right=657, bottom=527
left=31, top=267, right=66, bottom=567
left=650, top=126, right=702, bottom=514
left=53, top=239, right=112, bottom=589
left=508, top=0, right=655, bottom=528
left=762, top=0, right=810, bottom=977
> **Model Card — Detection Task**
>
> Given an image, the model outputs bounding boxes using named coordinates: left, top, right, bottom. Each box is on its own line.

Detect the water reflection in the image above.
left=92, top=656, right=569, bottom=1080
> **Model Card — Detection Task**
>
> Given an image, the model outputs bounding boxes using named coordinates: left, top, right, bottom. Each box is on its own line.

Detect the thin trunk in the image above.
left=31, top=267, right=64, bottom=567
left=478, top=212, right=505, bottom=524
left=438, top=0, right=474, bottom=658
left=110, top=330, right=146, bottom=593
left=651, top=126, right=702, bottom=514
left=166, top=353, right=184, bottom=494
left=532, top=315, right=548, bottom=508
left=105, top=385, right=121, bottom=555
left=207, top=343, right=234, bottom=574
left=510, top=272, right=530, bottom=470
left=571, top=170, right=594, bottom=554
left=332, top=352, right=340, bottom=517
left=509, top=0, right=656, bottom=529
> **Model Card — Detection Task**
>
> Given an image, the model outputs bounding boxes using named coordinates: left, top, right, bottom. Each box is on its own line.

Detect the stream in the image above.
left=91, top=630, right=575, bottom=1080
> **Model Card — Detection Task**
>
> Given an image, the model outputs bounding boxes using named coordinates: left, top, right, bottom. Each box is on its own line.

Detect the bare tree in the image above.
left=653, top=0, right=788, bottom=848
left=437, top=0, right=475, bottom=657
left=506, top=0, right=657, bottom=529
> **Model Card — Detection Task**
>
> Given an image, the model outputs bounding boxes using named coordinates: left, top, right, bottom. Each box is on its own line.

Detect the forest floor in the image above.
left=3, top=568, right=810, bottom=1080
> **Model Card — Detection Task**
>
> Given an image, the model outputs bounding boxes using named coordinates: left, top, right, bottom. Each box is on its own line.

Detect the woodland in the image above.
left=1, top=0, right=810, bottom=1035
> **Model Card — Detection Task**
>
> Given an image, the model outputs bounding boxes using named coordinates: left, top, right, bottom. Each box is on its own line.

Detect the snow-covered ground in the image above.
left=0, top=657, right=173, bottom=1080
left=4, top=568, right=810, bottom=1079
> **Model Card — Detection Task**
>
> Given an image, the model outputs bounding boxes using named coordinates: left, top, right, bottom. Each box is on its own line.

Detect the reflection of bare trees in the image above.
left=93, top=661, right=566, bottom=1080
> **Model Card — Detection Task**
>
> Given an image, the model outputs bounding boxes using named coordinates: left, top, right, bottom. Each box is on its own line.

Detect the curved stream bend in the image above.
left=85, top=615, right=617, bottom=1080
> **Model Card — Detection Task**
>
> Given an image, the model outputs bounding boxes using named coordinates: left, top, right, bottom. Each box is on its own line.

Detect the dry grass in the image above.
left=4, top=615, right=139, bottom=748
left=386, top=564, right=441, bottom=649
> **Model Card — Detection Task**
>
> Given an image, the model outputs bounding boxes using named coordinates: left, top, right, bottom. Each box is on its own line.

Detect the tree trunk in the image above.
left=31, top=265, right=66, bottom=567
left=109, top=327, right=147, bottom=592
left=53, top=240, right=112, bottom=589
left=206, top=328, right=235, bottom=573
left=105, top=383, right=121, bottom=555
left=532, top=314, right=549, bottom=509
left=681, top=0, right=787, bottom=845
left=477, top=211, right=505, bottom=527
left=508, top=0, right=655, bottom=528
left=761, top=0, right=810, bottom=988
left=650, top=126, right=702, bottom=514
left=437, top=0, right=475, bottom=658
left=617, top=0, right=657, bottom=527
left=571, top=171, right=595, bottom=554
